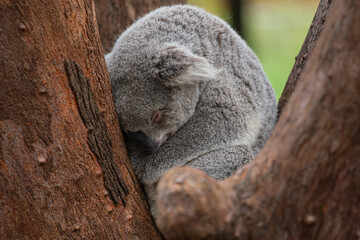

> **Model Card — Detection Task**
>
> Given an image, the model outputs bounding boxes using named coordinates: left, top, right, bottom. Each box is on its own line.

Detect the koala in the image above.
left=105, top=5, right=277, bottom=215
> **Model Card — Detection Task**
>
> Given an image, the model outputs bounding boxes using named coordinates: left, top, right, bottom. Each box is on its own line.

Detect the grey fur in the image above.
left=106, top=5, right=277, bottom=215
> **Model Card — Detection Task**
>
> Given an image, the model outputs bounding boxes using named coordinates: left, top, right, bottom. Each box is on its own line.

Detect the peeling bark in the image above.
left=94, top=0, right=186, bottom=53
left=278, top=0, right=334, bottom=116
left=0, top=1, right=161, bottom=239
left=65, top=61, right=129, bottom=206
left=156, top=0, right=360, bottom=239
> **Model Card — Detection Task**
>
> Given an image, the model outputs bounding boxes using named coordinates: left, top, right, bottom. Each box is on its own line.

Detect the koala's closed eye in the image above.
left=151, top=111, right=162, bottom=124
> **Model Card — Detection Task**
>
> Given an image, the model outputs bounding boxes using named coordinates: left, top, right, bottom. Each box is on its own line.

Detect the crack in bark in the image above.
left=64, top=60, right=129, bottom=206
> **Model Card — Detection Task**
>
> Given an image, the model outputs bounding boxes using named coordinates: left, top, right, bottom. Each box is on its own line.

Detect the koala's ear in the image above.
left=154, top=43, right=220, bottom=86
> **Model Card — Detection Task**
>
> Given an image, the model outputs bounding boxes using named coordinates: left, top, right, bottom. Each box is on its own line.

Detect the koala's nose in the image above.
left=126, top=131, right=158, bottom=151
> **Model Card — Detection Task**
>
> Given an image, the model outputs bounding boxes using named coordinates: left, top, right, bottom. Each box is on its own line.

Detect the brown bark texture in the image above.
left=95, top=0, right=186, bottom=53
left=278, top=0, right=334, bottom=116
left=0, top=1, right=161, bottom=239
left=155, top=0, right=360, bottom=239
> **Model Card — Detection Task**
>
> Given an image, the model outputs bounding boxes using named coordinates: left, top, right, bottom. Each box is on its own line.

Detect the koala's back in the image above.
left=107, top=5, right=277, bottom=188
left=108, top=5, right=276, bottom=128
left=110, top=5, right=259, bottom=70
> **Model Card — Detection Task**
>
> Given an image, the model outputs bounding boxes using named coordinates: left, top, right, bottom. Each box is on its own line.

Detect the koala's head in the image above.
left=106, top=42, right=219, bottom=151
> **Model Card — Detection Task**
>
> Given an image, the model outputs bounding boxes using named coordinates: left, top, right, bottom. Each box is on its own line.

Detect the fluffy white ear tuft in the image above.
left=154, top=43, right=220, bottom=86
left=169, top=56, right=221, bottom=86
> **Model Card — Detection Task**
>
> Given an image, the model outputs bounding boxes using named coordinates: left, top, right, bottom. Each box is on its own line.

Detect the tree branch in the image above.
left=277, top=0, right=334, bottom=117
left=156, top=0, right=360, bottom=239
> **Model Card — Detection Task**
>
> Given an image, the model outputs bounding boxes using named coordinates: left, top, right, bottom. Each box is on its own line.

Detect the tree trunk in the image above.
left=155, top=0, right=360, bottom=239
left=0, top=1, right=161, bottom=239
left=277, top=0, right=334, bottom=116
left=95, top=0, right=186, bottom=53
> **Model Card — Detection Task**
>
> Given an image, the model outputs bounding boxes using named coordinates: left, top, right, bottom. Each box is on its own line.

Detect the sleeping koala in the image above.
left=106, top=5, right=277, bottom=215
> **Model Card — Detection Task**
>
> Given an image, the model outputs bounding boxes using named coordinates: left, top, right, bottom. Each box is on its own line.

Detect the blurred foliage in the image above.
left=187, top=0, right=231, bottom=22
left=187, top=0, right=319, bottom=99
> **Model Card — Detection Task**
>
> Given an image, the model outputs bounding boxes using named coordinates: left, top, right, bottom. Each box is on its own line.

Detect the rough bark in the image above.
left=278, top=0, right=334, bottom=116
left=95, top=0, right=186, bottom=53
left=156, top=0, right=360, bottom=239
left=0, top=1, right=161, bottom=239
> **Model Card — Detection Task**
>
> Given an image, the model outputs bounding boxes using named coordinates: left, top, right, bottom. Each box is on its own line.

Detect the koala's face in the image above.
left=113, top=76, right=200, bottom=151
left=107, top=42, right=218, bottom=151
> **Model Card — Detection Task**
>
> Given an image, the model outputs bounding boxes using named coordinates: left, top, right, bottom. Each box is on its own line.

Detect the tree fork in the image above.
left=155, top=0, right=360, bottom=239
left=0, top=1, right=161, bottom=239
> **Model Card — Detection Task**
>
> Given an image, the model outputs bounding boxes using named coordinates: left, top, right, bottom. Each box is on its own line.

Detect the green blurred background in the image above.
left=187, top=0, right=319, bottom=99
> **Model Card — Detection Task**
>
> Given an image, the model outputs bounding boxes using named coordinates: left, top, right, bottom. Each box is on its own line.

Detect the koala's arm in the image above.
left=139, top=144, right=254, bottom=216
left=134, top=95, right=259, bottom=185
left=185, top=145, right=254, bottom=180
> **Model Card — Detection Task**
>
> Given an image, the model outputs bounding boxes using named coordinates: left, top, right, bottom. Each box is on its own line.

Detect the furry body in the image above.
left=106, top=5, right=277, bottom=214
